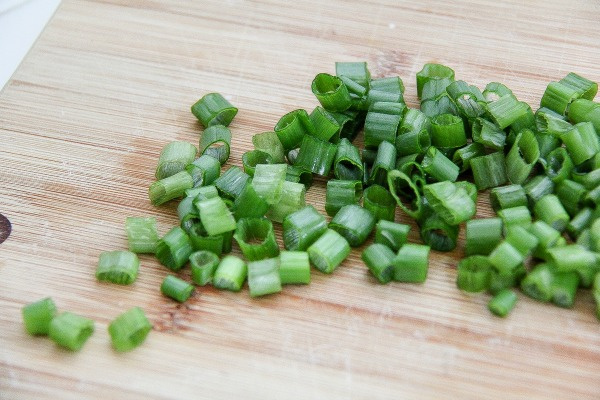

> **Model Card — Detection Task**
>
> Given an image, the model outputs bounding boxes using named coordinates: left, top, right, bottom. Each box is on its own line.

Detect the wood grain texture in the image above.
left=1, top=0, right=599, bottom=398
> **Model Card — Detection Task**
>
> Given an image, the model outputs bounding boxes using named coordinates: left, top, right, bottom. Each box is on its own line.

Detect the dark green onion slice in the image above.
left=49, top=312, right=94, bottom=351
left=551, top=271, right=580, bottom=308
left=452, top=142, right=486, bottom=173
left=279, top=251, right=311, bottom=285
left=470, top=152, right=507, bottom=190
left=374, top=220, right=410, bottom=252
left=498, top=206, right=532, bottom=232
left=416, top=63, right=455, bottom=99
left=309, top=106, right=341, bottom=142
left=535, top=107, right=573, bottom=136
left=430, top=114, right=466, bottom=148
left=233, top=181, right=269, bottom=220
left=483, top=82, right=513, bottom=102
left=546, top=244, right=596, bottom=273
left=334, top=138, right=363, bottom=181
left=387, top=170, right=421, bottom=219
left=488, top=289, right=517, bottom=317
left=540, top=81, right=579, bottom=115
left=364, top=184, right=397, bottom=222
left=186, top=154, right=221, bottom=188
left=362, top=243, right=395, bottom=284
left=285, top=165, right=313, bottom=187
left=560, top=72, right=598, bottom=101
left=196, top=196, right=236, bottom=236
left=294, top=135, right=337, bottom=176
left=96, top=250, right=139, bottom=285
left=198, top=125, right=232, bottom=165
left=523, top=175, right=555, bottom=208
left=520, top=263, right=555, bottom=302
left=568, top=99, right=600, bottom=132
left=529, top=220, right=563, bottom=260
left=488, top=264, right=526, bottom=295
left=251, top=164, right=287, bottom=205
left=307, top=229, right=351, bottom=274
left=488, top=241, right=524, bottom=274
left=399, top=108, right=431, bottom=135
left=190, top=250, right=220, bottom=286
left=465, top=218, right=503, bottom=256
left=533, top=194, right=570, bottom=232
left=155, top=226, right=194, bottom=271
left=446, top=80, right=486, bottom=121
left=395, top=129, right=431, bottom=157
left=108, top=307, right=152, bottom=352
left=335, top=61, right=371, bottom=89
left=329, top=204, right=375, bottom=247
left=282, top=205, right=327, bottom=251
left=214, top=166, right=250, bottom=200
left=485, top=94, right=529, bottom=129
left=22, top=297, right=56, bottom=336
left=506, top=129, right=540, bottom=184
left=252, top=131, right=286, bottom=163
left=489, top=185, right=527, bottom=212
left=417, top=204, right=459, bottom=252
left=544, top=147, right=573, bottom=183
left=274, top=109, right=314, bottom=151
left=325, top=179, right=362, bottom=217
left=188, top=222, right=226, bottom=256
left=191, top=93, right=238, bottom=128
left=456, top=256, right=492, bottom=293
left=368, top=140, right=397, bottom=186
left=155, top=141, right=197, bottom=180
left=505, top=226, right=539, bottom=257
left=536, top=131, right=561, bottom=159
left=423, top=181, right=476, bottom=225
left=234, top=218, right=280, bottom=261
left=392, top=243, right=430, bottom=283
left=242, top=150, right=273, bottom=176
left=213, top=255, right=247, bottom=292
left=566, top=207, right=594, bottom=240
left=510, top=103, right=536, bottom=133
left=311, top=73, right=352, bottom=112
left=247, top=258, right=282, bottom=297
left=562, top=122, right=599, bottom=166
left=363, top=110, right=401, bottom=149
left=161, top=275, right=194, bottom=303
left=421, top=146, right=459, bottom=182
left=266, top=181, right=306, bottom=223
left=149, top=170, right=194, bottom=206
left=126, top=217, right=159, bottom=254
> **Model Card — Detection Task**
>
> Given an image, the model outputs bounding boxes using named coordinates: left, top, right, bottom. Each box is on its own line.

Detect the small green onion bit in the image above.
left=108, top=307, right=152, bottom=352
left=325, top=179, right=362, bottom=217
left=329, top=204, right=375, bottom=247
left=488, top=289, right=518, bottom=317
left=533, top=194, right=570, bottom=232
left=22, top=297, right=57, bottom=336
left=125, top=217, right=159, bottom=254
left=149, top=170, right=194, bottom=206
left=49, top=312, right=95, bottom=351
left=199, top=125, right=232, bottom=165
left=423, top=181, right=476, bottom=225
left=282, top=205, right=328, bottom=251
left=161, top=275, right=195, bottom=303
left=190, top=250, right=220, bottom=286
left=155, top=227, right=194, bottom=272
left=374, top=220, right=410, bottom=252
left=252, top=163, right=287, bottom=205
left=551, top=271, right=580, bottom=308
left=416, top=63, right=455, bottom=99
left=191, top=92, right=238, bottom=128
left=242, top=150, right=273, bottom=176
left=265, top=180, right=306, bottom=223
left=196, top=196, right=237, bottom=236
left=488, top=241, right=524, bottom=274
left=96, top=250, right=140, bottom=285
left=213, top=255, right=247, bottom=292
left=252, top=131, right=286, bottom=164
left=393, top=243, right=430, bottom=283
left=334, top=138, right=364, bottom=181
left=363, top=184, right=397, bottom=222
left=456, top=256, right=492, bottom=293
left=465, top=218, right=503, bottom=256
left=307, top=229, right=351, bottom=274
left=155, top=141, right=197, bottom=180
left=362, top=243, right=396, bottom=284
left=311, top=73, right=352, bottom=112
left=279, top=251, right=311, bottom=285
left=233, top=218, right=280, bottom=261
left=274, top=109, right=314, bottom=151
left=247, top=258, right=282, bottom=297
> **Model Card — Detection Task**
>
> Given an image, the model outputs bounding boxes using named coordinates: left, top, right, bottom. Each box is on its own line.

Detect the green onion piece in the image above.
left=368, top=141, right=397, bottom=186
left=363, top=110, right=401, bottom=149
left=568, top=99, right=600, bottom=132
left=584, top=183, right=600, bottom=207
left=535, top=107, right=573, bottom=136
left=233, top=182, right=269, bottom=220
left=369, top=101, right=405, bottom=116
left=96, top=251, right=139, bottom=285
left=178, top=196, right=199, bottom=232
left=22, top=297, right=56, bottom=336
left=334, top=138, right=364, bottom=181
left=399, top=108, right=431, bottom=135
left=334, top=109, right=366, bottom=141
left=523, top=175, right=555, bottom=208
left=510, top=102, right=536, bottom=133
left=498, top=206, right=532, bottom=231
left=430, top=114, right=466, bottom=148
left=471, top=118, right=505, bottom=150
left=488, top=241, right=524, bottom=274
left=529, top=220, right=563, bottom=260
left=325, top=179, right=362, bottom=217
left=470, top=152, right=508, bottom=190
left=279, top=251, right=310, bottom=285
left=488, top=264, right=526, bottom=295
left=489, top=185, right=527, bottom=212
left=155, top=141, right=197, bottom=180
left=465, top=218, right=503, bottom=256
left=594, top=274, right=600, bottom=319
left=329, top=204, right=375, bottom=247
left=282, top=205, right=327, bottom=251
left=536, top=131, right=561, bottom=159
left=452, top=142, right=486, bottom=173
left=285, top=165, right=313, bottom=187
left=505, top=226, right=539, bottom=257
left=396, top=153, right=420, bottom=174
left=309, top=106, right=341, bottom=142
left=544, top=147, right=573, bottom=183
left=362, top=243, right=395, bottom=283
left=423, top=181, right=475, bottom=225
left=485, top=94, right=529, bottom=129
left=266, top=181, right=306, bottom=223
left=161, top=275, right=194, bottom=303
left=533, top=194, right=570, bottom=232
left=395, top=129, right=431, bottom=157
left=193, top=185, right=219, bottom=201
left=366, top=89, right=404, bottom=107
left=251, top=164, right=287, bottom=205
left=483, top=82, right=513, bottom=102
left=370, top=75, right=404, bottom=95
left=294, top=135, right=337, bottom=176
left=422, top=77, right=453, bottom=102
left=213, top=255, right=247, bottom=291
left=241, top=150, right=273, bottom=177
left=551, top=271, right=580, bottom=308
left=456, top=256, right=492, bottom=293
left=247, top=258, right=282, bottom=297
left=506, top=129, right=539, bottom=184
left=252, top=131, right=286, bottom=164
left=311, top=73, right=352, bottom=112
left=393, top=243, right=430, bottom=283
left=361, top=184, right=395, bottom=222
left=520, top=263, right=554, bottom=302
left=108, top=307, right=152, bottom=352
left=374, top=220, right=410, bottom=252
left=274, top=109, right=314, bottom=151
left=421, top=147, right=459, bottom=182
left=562, top=122, right=600, bottom=166
left=49, top=312, right=94, bottom=351
left=560, top=72, right=598, bottom=100
left=155, top=227, right=194, bottom=271
left=197, top=196, right=236, bottom=236
left=589, top=219, right=600, bottom=252
left=126, top=217, right=159, bottom=254
left=234, top=218, right=279, bottom=261
left=186, top=155, right=221, bottom=188
left=540, top=81, right=579, bottom=115
left=363, top=147, right=379, bottom=165
left=191, top=93, right=237, bottom=128
left=339, top=77, right=368, bottom=101
left=307, top=229, right=350, bottom=274
left=421, top=94, right=457, bottom=118
left=214, top=166, right=250, bottom=200
left=416, top=63, right=455, bottom=98
left=572, top=167, right=600, bottom=189
left=190, top=250, right=220, bottom=286
left=335, top=61, right=371, bottom=89
left=188, top=223, right=225, bottom=256
left=576, top=228, right=591, bottom=250
left=149, top=171, right=194, bottom=206
left=488, top=289, right=517, bottom=317
left=546, top=244, right=596, bottom=273
left=418, top=204, right=459, bottom=252
left=567, top=207, right=594, bottom=240
left=446, top=80, right=486, bottom=121
left=198, top=125, right=232, bottom=165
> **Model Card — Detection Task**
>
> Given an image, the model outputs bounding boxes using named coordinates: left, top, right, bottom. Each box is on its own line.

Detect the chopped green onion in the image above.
left=417, top=204, right=459, bottom=252
left=568, top=99, right=600, bottom=132
left=560, top=72, right=598, bottom=100
left=393, top=243, right=430, bottom=283
left=188, top=222, right=228, bottom=256
left=330, top=109, right=364, bottom=141
left=234, top=218, right=279, bottom=261
left=488, top=265, right=526, bottom=295
left=307, top=229, right=350, bottom=274
left=536, top=131, right=561, bottom=158
left=266, top=180, right=306, bottom=223
left=311, top=73, right=352, bottom=112
left=485, top=94, right=529, bottom=129
left=456, top=256, right=492, bottom=293
left=213, top=255, right=247, bottom=291
left=196, top=196, right=236, bottom=236
left=396, top=153, right=420, bottom=174
left=505, top=226, right=539, bottom=257
left=395, top=129, right=431, bottom=157
left=510, top=102, right=536, bottom=133
left=96, top=250, right=139, bottom=285
left=108, top=307, right=152, bottom=352
left=155, top=141, right=197, bottom=180
left=533, top=194, right=570, bottom=232
left=422, top=77, right=454, bottom=102
left=483, top=82, right=513, bottom=102
left=279, top=251, right=310, bottom=285
left=452, top=142, right=486, bottom=172
left=22, top=297, right=56, bottom=336
left=335, top=61, right=371, bottom=89
left=529, top=220, right=563, bottom=260
left=247, top=258, right=282, bottom=297
left=362, top=243, right=396, bottom=283
left=329, top=204, right=375, bottom=247
left=363, top=110, right=401, bottom=149
left=576, top=228, right=591, bottom=250
left=294, top=135, right=337, bottom=176
left=241, top=150, right=273, bottom=176
left=416, top=63, right=455, bottom=99
left=546, top=244, right=596, bottom=273
left=520, top=263, right=555, bottom=302
left=562, top=122, right=600, bottom=166
left=285, top=165, right=313, bottom=187
left=423, top=181, right=476, bottom=225
left=309, top=106, right=341, bottom=141
left=551, top=271, right=579, bottom=308
left=523, top=175, right=555, bottom=207
left=198, top=125, right=232, bottom=165
left=540, top=81, right=579, bottom=115
left=233, top=181, right=269, bottom=220
left=126, top=217, right=159, bottom=254
left=497, top=206, right=532, bottom=231
left=186, top=154, right=221, bottom=188
left=544, top=147, right=573, bottom=183
left=369, top=76, right=404, bottom=98
left=470, top=152, right=507, bottom=190
left=149, top=170, right=194, bottom=206
left=155, top=226, right=194, bottom=271
left=49, top=312, right=94, bottom=351
left=252, top=131, right=286, bottom=164
left=421, top=93, right=457, bottom=118
left=446, top=80, right=486, bottom=121
left=368, top=140, right=397, bottom=186
left=455, top=181, right=478, bottom=203
left=489, top=185, right=527, bottom=212
left=251, top=164, right=287, bottom=205
left=214, top=166, right=250, bottom=200
left=566, top=207, right=594, bottom=240
left=589, top=219, right=600, bottom=252
left=282, top=205, right=327, bottom=251
left=488, top=241, right=524, bottom=274
left=274, top=109, right=314, bottom=151
left=325, top=179, right=362, bottom=216
left=399, top=108, right=431, bottom=135
left=488, top=289, right=517, bottom=317
left=506, top=129, right=539, bottom=184
left=471, top=117, right=506, bottom=150
left=161, top=275, right=194, bottom=303
left=190, top=250, right=220, bottom=286
left=535, top=107, right=573, bottom=136
left=191, top=93, right=238, bottom=128
left=421, top=147, right=459, bottom=182
left=333, top=138, right=363, bottom=181
left=374, top=220, right=410, bottom=252
left=364, top=183, right=397, bottom=222
left=430, top=114, right=466, bottom=148
left=465, top=218, right=503, bottom=256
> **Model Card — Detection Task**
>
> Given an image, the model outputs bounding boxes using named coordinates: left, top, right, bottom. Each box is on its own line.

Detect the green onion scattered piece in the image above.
left=551, top=271, right=579, bottom=308
left=470, top=152, right=507, bottom=190
left=362, top=243, right=396, bottom=283
left=96, top=250, right=140, bottom=285
left=266, top=180, right=306, bottom=223
left=560, top=72, right=598, bottom=101
left=497, top=206, right=532, bottom=232
left=285, top=165, right=313, bottom=187
left=569, top=99, right=600, bottom=132
left=456, top=256, right=492, bottom=293
left=186, top=154, right=221, bottom=188
left=363, top=109, right=401, bottom=149
left=418, top=205, right=459, bottom=252
left=126, top=217, right=159, bottom=254
left=333, top=138, right=363, bottom=181
left=155, top=226, right=194, bottom=271
left=363, top=183, right=397, bottom=222
left=161, top=275, right=194, bottom=303
left=188, top=222, right=227, bottom=256
left=505, top=226, right=539, bottom=257
left=545, top=244, right=596, bottom=273
left=214, top=166, right=250, bottom=200
left=566, top=208, right=594, bottom=240
left=489, top=185, right=527, bottom=212
left=562, top=122, right=600, bottom=166
left=252, top=131, right=286, bottom=164
left=155, top=141, right=197, bottom=180
left=149, top=170, right=194, bottom=206
left=213, top=255, right=247, bottom=292
left=108, top=307, right=152, bottom=352
left=465, top=218, right=503, bottom=256
left=368, top=141, right=397, bottom=186
left=421, top=147, right=459, bottom=183
left=197, top=196, right=236, bottom=236
left=191, top=93, right=237, bottom=128
left=307, top=229, right=350, bottom=274
left=374, top=220, right=410, bottom=252
left=198, top=125, right=232, bottom=165
left=529, top=220, right=563, bottom=260
left=523, top=175, right=555, bottom=207
left=471, top=117, right=506, bottom=150
left=423, top=181, right=476, bottom=225
left=282, top=205, right=327, bottom=251
left=294, top=135, right=337, bottom=176
left=506, top=129, right=539, bottom=184
left=485, top=94, right=529, bottom=129
left=234, top=218, right=280, bottom=261
left=22, top=297, right=56, bottom=336
left=387, top=170, right=421, bottom=219
left=430, top=114, right=466, bottom=148
left=247, top=258, right=282, bottom=297
left=536, top=107, right=572, bottom=136
left=335, top=61, right=371, bottom=89
left=533, top=194, right=570, bottom=232
left=544, top=147, right=573, bottom=184
left=452, top=142, right=485, bottom=173
left=325, top=179, right=362, bottom=217
left=483, top=82, right=513, bottom=102
left=49, top=312, right=94, bottom=351
left=190, top=250, right=220, bottom=286
left=311, top=73, right=352, bottom=112
left=279, top=251, right=310, bottom=285
left=395, top=129, right=431, bottom=156
left=540, top=81, right=579, bottom=115
left=520, top=263, right=555, bottom=302
left=242, top=150, right=273, bottom=176
left=488, top=265, right=526, bottom=295
left=416, top=63, right=455, bottom=99
left=309, top=106, right=341, bottom=141
left=274, top=109, right=314, bottom=151
left=329, top=204, right=375, bottom=247
left=488, top=241, right=524, bottom=274
left=233, top=182, right=269, bottom=220
left=393, top=243, right=430, bottom=283
left=488, top=289, right=517, bottom=317
left=252, top=164, right=287, bottom=205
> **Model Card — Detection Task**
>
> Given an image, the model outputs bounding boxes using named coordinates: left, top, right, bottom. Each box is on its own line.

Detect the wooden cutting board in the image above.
left=1, top=1, right=599, bottom=398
